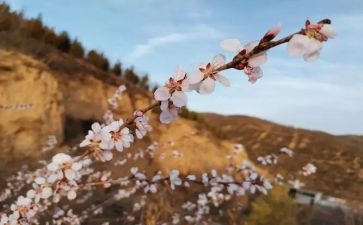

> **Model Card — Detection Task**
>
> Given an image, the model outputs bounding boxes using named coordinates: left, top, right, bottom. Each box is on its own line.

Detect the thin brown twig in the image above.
left=74, top=29, right=304, bottom=162
left=217, top=31, right=302, bottom=72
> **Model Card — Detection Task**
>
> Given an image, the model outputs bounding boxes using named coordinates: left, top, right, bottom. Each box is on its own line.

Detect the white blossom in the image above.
left=288, top=34, right=322, bottom=61
left=280, top=147, right=294, bottom=157
left=130, top=167, right=146, bottom=180
left=243, top=173, right=272, bottom=195
left=289, top=179, right=305, bottom=189
left=169, top=170, right=182, bottom=190
left=134, top=111, right=152, bottom=139
left=159, top=100, right=178, bottom=124
left=188, top=54, right=230, bottom=94
left=320, top=24, right=336, bottom=38
left=79, top=123, right=115, bottom=161
left=288, top=21, right=335, bottom=62
left=154, top=66, right=189, bottom=107
left=47, top=153, right=82, bottom=182
left=0, top=215, right=8, bottom=225
left=234, top=144, right=244, bottom=154
left=186, top=175, right=196, bottom=181
left=257, top=154, right=278, bottom=165
left=301, top=163, right=317, bottom=176
left=26, top=177, right=52, bottom=203
left=102, top=119, right=134, bottom=152
left=220, top=39, right=267, bottom=83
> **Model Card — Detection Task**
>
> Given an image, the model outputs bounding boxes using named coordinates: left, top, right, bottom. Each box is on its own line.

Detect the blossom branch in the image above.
left=0, top=18, right=333, bottom=225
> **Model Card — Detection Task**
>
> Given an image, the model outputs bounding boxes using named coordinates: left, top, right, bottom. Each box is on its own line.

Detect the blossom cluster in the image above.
left=300, top=163, right=317, bottom=176
left=42, top=135, right=57, bottom=153
left=154, top=20, right=335, bottom=124
left=79, top=113, right=151, bottom=161
left=288, top=20, right=336, bottom=61
left=0, top=19, right=333, bottom=225
left=107, top=85, right=126, bottom=109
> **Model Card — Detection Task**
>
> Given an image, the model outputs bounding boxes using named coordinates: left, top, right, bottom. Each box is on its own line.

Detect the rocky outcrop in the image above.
left=0, top=50, right=64, bottom=159
left=0, top=50, right=136, bottom=159
left=0, top=49, right=247, bottom=176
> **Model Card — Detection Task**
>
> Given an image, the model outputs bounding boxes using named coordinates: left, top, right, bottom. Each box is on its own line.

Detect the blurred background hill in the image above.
left=0, top=3, right=363, bottom=224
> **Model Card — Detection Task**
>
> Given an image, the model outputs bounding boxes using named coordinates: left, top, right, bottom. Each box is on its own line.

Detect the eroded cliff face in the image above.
left=0, top=50, right=136, bottom=160
left=0, top=50, right=64, bottom=160
left=0, top=49, right=248, bottom=175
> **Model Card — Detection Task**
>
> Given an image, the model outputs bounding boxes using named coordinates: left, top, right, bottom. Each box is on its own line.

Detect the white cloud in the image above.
left=127, top=33, right=187, bottom=60
left=188, top=57, right=363, bottom=135
left=127, top=24, right=223, bottom=61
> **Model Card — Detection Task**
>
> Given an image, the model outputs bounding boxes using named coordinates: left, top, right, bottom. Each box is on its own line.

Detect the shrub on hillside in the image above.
left=124, top=67, right=140, bottom=84
left=87, top=49, right=110, bottom=71
left=55, top=31, right=71, bottom=52
left=246, top=186, right=298, bottom=225
left=69, top=39, right=85, bottom=58
left=111, top=61, right=122, bottom=76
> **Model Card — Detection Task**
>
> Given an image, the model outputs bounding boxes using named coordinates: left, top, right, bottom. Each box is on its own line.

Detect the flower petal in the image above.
left=47, top=162, right=58, bottom=171
left=115, top=141, right=124, bottom=152
left=303, top=50, right=320, bottom=62
left=220, top=39, right=243, bottom=52
left=154, top=87, right=171, bottom=101
left=160, top=110, right=178, bottom=124
left=248, top=52, right=267, bottom=67
left=79, top=139, right=90, bottom=147
left=172, top=66, right=186, bottom=81
left=41, top=187, right=52, bottom=199
left=71, top=162, right=82, bottom=171
left=103, top=151, right=113, bottom=161
left=320, top=24, right=336, bottom=39
left=266, top=23, right=281, bottom=38
left=198, top=78, right=215, bottom=94
left=304, top=38, right=322, bottom=55
left=52, top=153, right=71, bottom=164
left=244, top=41, right=259, bottom=53
left=181, top=79, right=192, bottom=92
left=170, top=91, right=187, bottom=107
left=212, top=54, right=226, bottom=68
left=65, top=169, right=76, bottom=180
left=160, top=100, right=169, bottom=112
left=215, top=74, right=230, bottom=87
left=35, top=177, right=45, bottom=185
left=287, top=34, right=310, bottom=56
left=91, top=122, right=101, bottom=133
left=188, top=71, right=204, bottom=84
left=247, top=67, right=263, bottom=84
left=67, top=190, right=77, bottom=200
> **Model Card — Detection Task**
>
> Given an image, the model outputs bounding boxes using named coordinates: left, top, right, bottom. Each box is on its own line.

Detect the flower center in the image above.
left=166, top=78, right=183, bottom=93
left=200, top=63, right=218, bottom=80
left=111, top=131, right=122, bottom=141
left=305, top=24, right=327, bottom=42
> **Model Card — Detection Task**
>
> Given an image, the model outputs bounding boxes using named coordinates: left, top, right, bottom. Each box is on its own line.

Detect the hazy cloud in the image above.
left=127, top=24, right=223, bottom=61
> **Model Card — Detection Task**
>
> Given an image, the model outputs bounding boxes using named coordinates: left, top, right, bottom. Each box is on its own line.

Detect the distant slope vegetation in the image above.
left=0, top=3, right=150, bottom=89
left=199, top=113, right=363, bottom=203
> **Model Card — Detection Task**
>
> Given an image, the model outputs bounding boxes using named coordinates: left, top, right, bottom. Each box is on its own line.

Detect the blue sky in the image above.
left=4, top=0, right=363, bottom=135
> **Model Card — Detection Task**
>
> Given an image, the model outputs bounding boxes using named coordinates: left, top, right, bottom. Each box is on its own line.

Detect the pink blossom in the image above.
left=154, top=66, right=189, bottom=107
left=221, top=39, right=267, bottom=83
left=80, top=122, right=109, bottom=149
left=102, top=119, right=134, bottom=152
left=265, top=23, right=281, bottom=40
left=188, top=54, right=230, bottom=94
left=134, top=111, right=152, bottom=139
left=169, top=170, right=182, bottom=190
left=288, top=21, right=335, bottom=62
left=26, top=177, right=52, bottom=203
left=47, top=153, right=82, bottom=182
left=288, top=34, right=322, bottom=61
left=159, top=100, right=178, bottom=124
